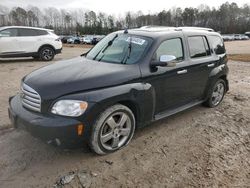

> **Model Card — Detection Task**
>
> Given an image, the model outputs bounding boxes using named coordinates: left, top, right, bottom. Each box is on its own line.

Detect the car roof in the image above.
left=116, top=26, right=220, bottom=39
left=0, top=26, right=53, bottom=32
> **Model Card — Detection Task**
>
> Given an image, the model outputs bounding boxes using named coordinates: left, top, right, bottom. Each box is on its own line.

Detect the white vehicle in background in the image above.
left=241, top=35, right=249, bottom=40
left=0, top=26, right=62, bottom=61
left=83, top=36, right=93, bottom=44
left=234, top=34, right=242, bottom=40
left=222, top=35, right=234, bottom=41
left=233, top=34, right=249, bottom=40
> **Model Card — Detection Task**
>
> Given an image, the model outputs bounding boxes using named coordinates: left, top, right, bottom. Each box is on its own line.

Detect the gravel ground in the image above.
left=0, top=42, right=249, bottom=187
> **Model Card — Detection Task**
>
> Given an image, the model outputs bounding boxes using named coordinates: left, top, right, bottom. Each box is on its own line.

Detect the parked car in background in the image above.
left=83, top=36, right=93, bottom=44
left=234, top=34, right=249, bottom=40
left=67, top=36, right=81, bottom=44
left=245, top=32, right=250, bottom=38
left=240, top=35, right=249, bottom=40
left=222, top=34, right=249, bottom=41
left=222, top=34, right=234, bottom=41
left=0, top=26, right=62, bottom=61
left=234, top=34, right=242, bottom=40
left=91, top=35, right=105, bottom=45
left=9, top=26, right=229, bottom=154
left=61, top=36, right=72, bottom=43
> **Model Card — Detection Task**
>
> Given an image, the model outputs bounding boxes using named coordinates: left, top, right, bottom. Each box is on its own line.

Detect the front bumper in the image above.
left=9, top=95, right=87, bottom=148
left=55, top=47, right=62, bottom=54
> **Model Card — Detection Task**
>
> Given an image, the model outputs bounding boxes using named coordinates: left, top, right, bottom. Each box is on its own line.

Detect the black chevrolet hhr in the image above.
left=9, top=26, right=229, bottom=155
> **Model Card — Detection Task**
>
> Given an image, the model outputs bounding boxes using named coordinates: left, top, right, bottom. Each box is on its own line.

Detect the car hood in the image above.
left=24, top=57, right=141, bottom=100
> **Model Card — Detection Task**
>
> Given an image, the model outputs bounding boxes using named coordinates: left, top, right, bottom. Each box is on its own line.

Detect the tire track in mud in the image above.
left=197, top=94, right=250, bottom=187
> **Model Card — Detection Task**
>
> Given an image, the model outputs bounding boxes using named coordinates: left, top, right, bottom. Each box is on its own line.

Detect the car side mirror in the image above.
left=151, top=55, right=177, bottom=67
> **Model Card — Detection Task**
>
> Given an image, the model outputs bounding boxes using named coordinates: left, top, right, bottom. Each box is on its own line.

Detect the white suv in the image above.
left=0, top=26, right=62, bottom=61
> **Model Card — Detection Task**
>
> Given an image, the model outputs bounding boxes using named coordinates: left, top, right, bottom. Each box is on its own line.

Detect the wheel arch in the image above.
left=218, top=74, right=229, bottom=91
left=118, top=100, right=140, bottom=127
left=204, top=63, right=229, bottom=99
left=38, top=44, right=56, bottom=53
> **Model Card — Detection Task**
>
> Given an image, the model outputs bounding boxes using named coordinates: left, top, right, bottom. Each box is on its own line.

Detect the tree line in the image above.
left=0, top=2, right=250, bottom=35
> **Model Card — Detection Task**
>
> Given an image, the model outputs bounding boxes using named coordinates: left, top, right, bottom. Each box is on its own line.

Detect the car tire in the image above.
left=39, top=46, right=55, bottom=61
left=89, top=104, right=136, bottom=155
left=204, top=79, right=226, bottom=108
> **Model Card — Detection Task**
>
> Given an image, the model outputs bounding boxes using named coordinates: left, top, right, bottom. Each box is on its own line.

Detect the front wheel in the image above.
left=89, top=104, right=135, bottom=155
left=204, top=79, right=226, bottom=108
left=39, top=47, right=55, bottom=61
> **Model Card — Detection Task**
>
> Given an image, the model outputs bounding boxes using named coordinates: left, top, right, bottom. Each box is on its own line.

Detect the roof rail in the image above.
left=177, top=27, right=214, bottom=32
left=140, top=25, right=167, bottom=29
left=139, top=25, right=177, bottom=31
left=139, top=25, right=214, bottom=32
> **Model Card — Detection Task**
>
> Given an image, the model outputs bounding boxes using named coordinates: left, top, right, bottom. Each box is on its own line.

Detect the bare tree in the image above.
left=1, top=2, right=250, bottom=35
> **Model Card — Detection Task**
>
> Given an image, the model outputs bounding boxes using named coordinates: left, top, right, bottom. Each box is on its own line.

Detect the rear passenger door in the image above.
left=186, top=35, right=214, bottom=100
left=17, top=28, right=40, bottom=53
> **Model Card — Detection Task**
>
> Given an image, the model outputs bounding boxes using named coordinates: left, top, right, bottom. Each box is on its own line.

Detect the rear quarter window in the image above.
left=208, top=35, right=226, bottom=55
left=18, top=28, right=38, bottom=36
left=36, top=30, right=48, bottom=36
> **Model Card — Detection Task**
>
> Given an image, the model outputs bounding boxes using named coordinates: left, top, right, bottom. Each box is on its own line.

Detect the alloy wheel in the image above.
left=42, top=48, right=54, bottom=60
left=211, top=82, right=225, bottom=106
left=100, top=112, right=132, bottom=151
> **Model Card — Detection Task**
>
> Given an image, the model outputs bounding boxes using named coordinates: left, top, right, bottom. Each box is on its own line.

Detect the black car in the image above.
left=9, top=26, right=229, bottom=155
left=61, top=36, right=72, bottom=43
left=91, top=36, right=104, bottom=45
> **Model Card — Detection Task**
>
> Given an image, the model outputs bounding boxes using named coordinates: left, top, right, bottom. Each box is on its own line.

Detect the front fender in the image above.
left=56, top=83, right=155, bottom=127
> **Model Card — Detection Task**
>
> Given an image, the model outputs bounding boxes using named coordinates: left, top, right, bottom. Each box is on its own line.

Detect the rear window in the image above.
left=188, top=36, right=211, bottom=58
left=208, top=35, right=226, bottom=55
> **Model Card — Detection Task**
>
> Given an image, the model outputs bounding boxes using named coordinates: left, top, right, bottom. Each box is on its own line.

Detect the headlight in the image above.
left=51, top=100, right=88, bottom=117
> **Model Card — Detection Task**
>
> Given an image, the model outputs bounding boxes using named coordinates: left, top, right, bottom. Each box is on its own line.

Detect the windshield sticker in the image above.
left=126, top=37, right=146, bottom=45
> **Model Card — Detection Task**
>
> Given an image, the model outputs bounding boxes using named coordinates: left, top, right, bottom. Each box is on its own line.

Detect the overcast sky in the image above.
left=1, top=0, right=250, bottom=15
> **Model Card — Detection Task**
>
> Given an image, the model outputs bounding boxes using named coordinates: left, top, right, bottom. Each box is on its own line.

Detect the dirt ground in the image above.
left=0, top=41, right=250, bottom=187
left=224, top=40, right=250, bottom=54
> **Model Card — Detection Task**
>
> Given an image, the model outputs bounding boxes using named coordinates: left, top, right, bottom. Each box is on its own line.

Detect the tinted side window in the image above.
left=0, top=29, right=18, bottom=37
left=37, top=30, right=48, bottom=35
left=18, top=28, right=38, bottom=36
left=188, top=36, right=210, bottom=58
left=208, top=36, right=226, bottom=55
left=154, top=38, right=184, bottom=61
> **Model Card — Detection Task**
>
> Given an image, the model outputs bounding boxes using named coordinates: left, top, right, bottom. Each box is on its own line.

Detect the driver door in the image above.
left=145, top=37, right=192, bottom=114
left=0, top=28, right=20, bottom=55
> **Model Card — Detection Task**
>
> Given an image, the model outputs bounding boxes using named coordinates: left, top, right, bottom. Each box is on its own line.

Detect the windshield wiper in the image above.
left=121, top=37, right=132, bottom=64
left=93, top=34, right=118, bottom=61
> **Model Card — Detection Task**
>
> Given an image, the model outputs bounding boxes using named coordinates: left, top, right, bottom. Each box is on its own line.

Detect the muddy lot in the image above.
left=0, top=41, right=250, bottom=187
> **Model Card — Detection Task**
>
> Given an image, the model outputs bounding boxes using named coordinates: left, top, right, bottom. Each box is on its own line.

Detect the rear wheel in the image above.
left=89, top=104, right=135, bottom=155
left=39, top=46, right=55, bottom=61
left=204, top=79, right=226, bottom=107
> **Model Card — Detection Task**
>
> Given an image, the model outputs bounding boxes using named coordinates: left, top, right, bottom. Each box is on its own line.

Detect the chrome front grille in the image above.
left=21, top=83, right=41, bottom=112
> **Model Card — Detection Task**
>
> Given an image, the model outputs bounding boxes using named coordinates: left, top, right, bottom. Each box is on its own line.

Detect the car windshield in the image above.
left=86, top=33, right=151, bottom=64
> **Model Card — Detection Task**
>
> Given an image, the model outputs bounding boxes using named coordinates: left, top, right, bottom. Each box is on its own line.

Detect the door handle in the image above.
left=177, top=69, right=187, bottom=74
left=207, top=63, right=215, bottom=68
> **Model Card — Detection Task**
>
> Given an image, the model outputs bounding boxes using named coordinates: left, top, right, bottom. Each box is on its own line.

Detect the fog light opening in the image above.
left=77, top=124, right=84, bottom=136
